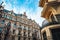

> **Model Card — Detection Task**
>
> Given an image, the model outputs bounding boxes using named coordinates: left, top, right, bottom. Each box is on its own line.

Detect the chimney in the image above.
left=24, top=12, right=26, bottom=16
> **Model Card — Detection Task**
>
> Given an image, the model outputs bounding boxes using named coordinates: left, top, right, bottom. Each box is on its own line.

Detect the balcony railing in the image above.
left=0, top=22, right=5, bottom=27
left=18, top=27, right=22, bottom=30
left=42, top=20, right=60, bottom=28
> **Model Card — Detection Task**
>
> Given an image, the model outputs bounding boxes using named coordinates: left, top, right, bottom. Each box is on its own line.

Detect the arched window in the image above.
left=23, top=32, right=26, bottom=40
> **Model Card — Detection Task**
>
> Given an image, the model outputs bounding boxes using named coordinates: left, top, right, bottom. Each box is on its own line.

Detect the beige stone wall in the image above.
left=0, top=10, right=41, bottom=40
left=41, top=24, right=60, bottom=40
left=48, top=0, right=56, bottom=2
left=57, top=6, right=60, bottom=14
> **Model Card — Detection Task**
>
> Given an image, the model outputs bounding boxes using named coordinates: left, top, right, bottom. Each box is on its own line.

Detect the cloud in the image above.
left=24, top=7, right=45, bottom=26
left=0, top=0, right=13, bottom=10
left=4, top=2, right=13, bottom=10
left=19, top=6, right=27, bottom=14
left=13, top=7, right=18, bottom=13
left=25, top=0, right=33, bottom=4
left=0, top=0, right=45, bottom=26
left=35, top=8, right=45, bottom=26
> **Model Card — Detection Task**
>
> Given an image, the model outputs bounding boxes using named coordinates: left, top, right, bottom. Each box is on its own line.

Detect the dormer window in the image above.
left=0, top=6, right=4, bottom=11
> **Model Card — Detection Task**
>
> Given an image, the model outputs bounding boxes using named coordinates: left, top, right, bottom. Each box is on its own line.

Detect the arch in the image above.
left=47, top=7, right=57, bottom=22
left=49, top=7, right=57, bottom=15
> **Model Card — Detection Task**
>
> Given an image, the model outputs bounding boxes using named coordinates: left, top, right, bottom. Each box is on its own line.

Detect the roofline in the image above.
left=39, top=0, right=43, bottom=7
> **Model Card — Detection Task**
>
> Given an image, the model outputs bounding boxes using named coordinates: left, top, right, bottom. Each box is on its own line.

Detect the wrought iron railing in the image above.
left=42, top=20, right=60, bottom=28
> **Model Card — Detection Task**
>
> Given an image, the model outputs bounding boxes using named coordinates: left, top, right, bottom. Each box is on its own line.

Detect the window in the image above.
left=18, top=31, right=21, bottom=40
left=24, top=32, right=26, bottom=40
left=28, top=27, right=30, bottom=31
left=43, top=32, right=47, bottom=40
left=9, top=16, right=12, bottom=20
left=7, top=15, right=9, bottom=19
left=4, top=14, right=7, bottom=18
left=1, top=20, right=5, bottom=24
left=19, top=25, right=22, bottom=29
left=24, top=32, right=25, bottom=36
left=14, top=23, right=16, bottom=28
left=12, top=17, right=16, bottom=21
left=24, top=32, right=26, bottom=36
left=32, top=33, right=37, bottom=40
left=24, top=37, right=26, bottom=40
left=28, top=32, right=30, bottom=37
left=7, top=22, right=11, bottom=27
left=13, top=30, right=15, bottom=34
left=12, top=30, right=15, bottom=40
left=0, top=14, right=2, bottom=18
left=56, top=14, right=60, bottom=22
left=2, top=20, right=5, bottom=22
left=28, top=38, right=30, bottom=40
left=51, top=15, right=56, bottom=22
left=50, top=28, right=60, bottom=40
left=24, top=26, right=26, bottom=30
left=51, top=14, right=60, bottom=22
left=9, top=12, right=11, bottom=14
left=18, top=31, right=21, bottom=35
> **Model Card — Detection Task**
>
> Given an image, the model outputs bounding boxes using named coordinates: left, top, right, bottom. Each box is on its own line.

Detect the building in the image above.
left=0, top=3, right=41, bottom=40
left=39, top=0, right=60, bottom=40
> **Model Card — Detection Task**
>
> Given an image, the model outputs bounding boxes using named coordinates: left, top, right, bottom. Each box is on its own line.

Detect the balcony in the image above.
left=42, top=20, right=60, bottom=28
left=24, top=34, right=27, bottom=37
left=13, top=25, right=17, bottom=28
left=0, top=21, right=5, bottom=27
left=24, top=28, right=26, bottom=30
left=18, top=27, right=22, bottom=30
left=0, top=27, right=4, bottom=33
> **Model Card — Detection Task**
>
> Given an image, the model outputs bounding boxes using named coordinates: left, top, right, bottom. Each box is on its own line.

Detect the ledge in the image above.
left=42, top=21, right=60, bottom=29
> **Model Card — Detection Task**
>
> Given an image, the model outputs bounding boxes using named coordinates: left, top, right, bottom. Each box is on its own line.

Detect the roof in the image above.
left=3, top=9, right=10, bottom=13
left=2, top=9, right=23, bottom=17
left=16, top=14, right=23, bottom=16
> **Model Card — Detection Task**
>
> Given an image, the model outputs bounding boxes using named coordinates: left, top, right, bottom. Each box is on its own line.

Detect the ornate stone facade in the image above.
left=0, top=4, right=41, bottom=40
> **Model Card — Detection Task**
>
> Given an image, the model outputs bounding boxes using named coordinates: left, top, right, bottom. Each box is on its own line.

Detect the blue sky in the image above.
left=0, top=0, right=45, bottom=26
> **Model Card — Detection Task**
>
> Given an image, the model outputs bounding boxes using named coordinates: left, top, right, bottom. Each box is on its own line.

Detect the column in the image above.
left=21, top=30, right=23, bottom=40
left=46, top=28, right=53, bottom=40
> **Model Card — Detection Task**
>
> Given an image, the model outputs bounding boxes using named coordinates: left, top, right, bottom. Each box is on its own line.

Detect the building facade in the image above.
left=39, top=0, right=60, bottom=40
left=0, top=4, right=41, bottom=40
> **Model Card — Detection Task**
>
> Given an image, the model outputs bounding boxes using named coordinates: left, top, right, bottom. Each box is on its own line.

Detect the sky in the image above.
left=0, top=0, right=45, bottom=26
